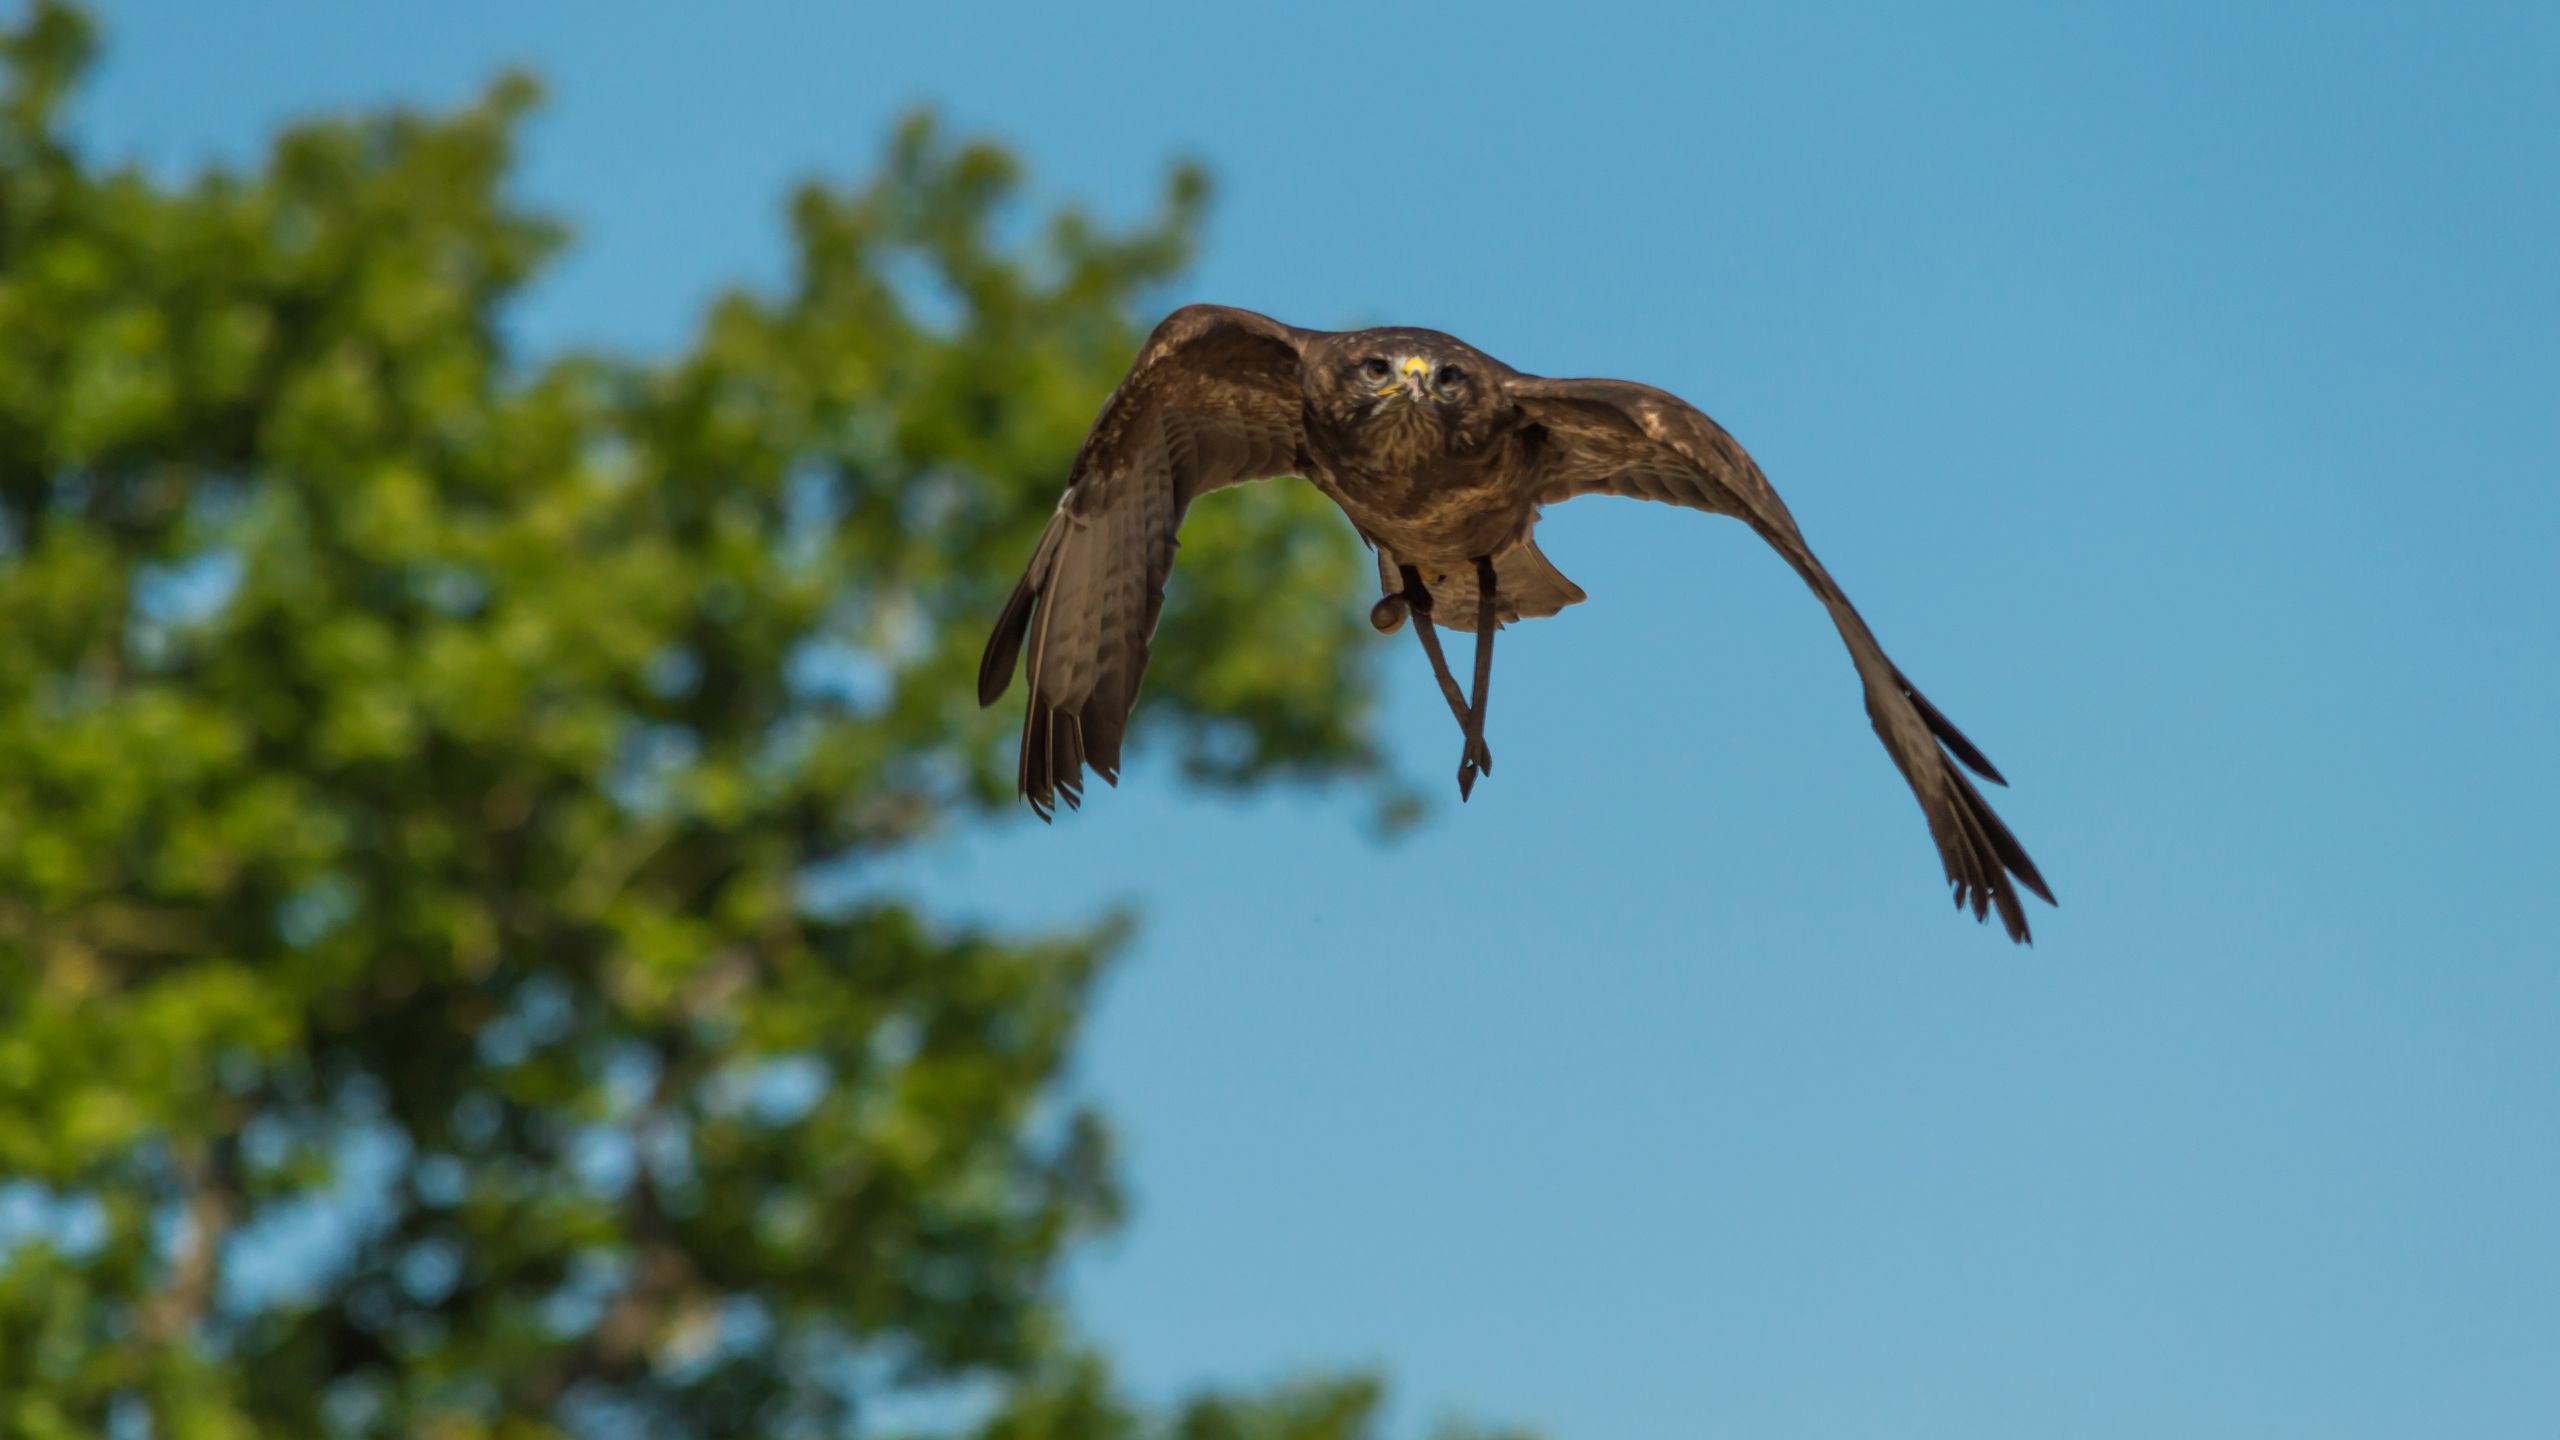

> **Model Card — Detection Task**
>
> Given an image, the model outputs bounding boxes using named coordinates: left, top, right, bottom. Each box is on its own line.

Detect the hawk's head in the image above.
left=1306, top=328, right=1509, bottom=455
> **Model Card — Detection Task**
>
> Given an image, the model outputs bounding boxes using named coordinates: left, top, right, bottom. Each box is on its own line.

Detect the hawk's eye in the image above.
left=1361, top=357, right=1391, bottom=379
left=1437, top=365, right=1466, bottom=388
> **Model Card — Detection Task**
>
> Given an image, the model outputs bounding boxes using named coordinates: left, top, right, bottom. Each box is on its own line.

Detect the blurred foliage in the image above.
left=0, top=4, right=1499, bottom=1437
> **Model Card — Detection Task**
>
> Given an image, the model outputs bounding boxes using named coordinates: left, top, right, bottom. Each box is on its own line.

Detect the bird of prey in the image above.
left=978, top=304, right=2055, bottom=941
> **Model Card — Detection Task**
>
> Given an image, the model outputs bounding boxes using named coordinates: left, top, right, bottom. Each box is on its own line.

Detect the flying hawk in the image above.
left=978, top=305, right=2054, bottom=942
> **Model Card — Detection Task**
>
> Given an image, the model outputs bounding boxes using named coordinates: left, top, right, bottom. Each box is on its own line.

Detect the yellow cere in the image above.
left=1377, top=355, right=1428, bottom=397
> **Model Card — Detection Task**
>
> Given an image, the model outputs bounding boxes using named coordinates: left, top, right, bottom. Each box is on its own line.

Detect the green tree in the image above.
left=0, top=5, right=1493, bottom=1436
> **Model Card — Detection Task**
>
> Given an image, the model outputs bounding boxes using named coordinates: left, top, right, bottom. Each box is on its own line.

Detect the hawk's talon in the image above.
left=1456, top=733, right=1492, bottom=801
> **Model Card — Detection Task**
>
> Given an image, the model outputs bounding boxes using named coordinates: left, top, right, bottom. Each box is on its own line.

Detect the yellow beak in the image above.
left=1376, top=355, right=1431, bottom=400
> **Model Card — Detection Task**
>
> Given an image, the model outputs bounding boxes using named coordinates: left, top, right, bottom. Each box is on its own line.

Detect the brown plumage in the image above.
left=978, top=304, right=2055, bottom=942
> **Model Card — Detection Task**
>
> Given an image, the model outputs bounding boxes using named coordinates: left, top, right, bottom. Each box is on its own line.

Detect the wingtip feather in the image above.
left=1898, top=667, right=2009, bottom=787
left=1936, top=761, right=2051, bottom=944
left=978, top=575, right=1038, bottom=707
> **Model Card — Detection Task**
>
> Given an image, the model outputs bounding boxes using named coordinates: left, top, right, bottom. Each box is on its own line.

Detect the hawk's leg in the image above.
left=1397, top=564, right=1491, bottom=791
left=1459, top=555, right=1498, bottom=801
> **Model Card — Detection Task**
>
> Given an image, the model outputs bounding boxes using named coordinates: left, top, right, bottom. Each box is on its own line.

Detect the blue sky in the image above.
left=79, top=2, right=2559, bottom=1436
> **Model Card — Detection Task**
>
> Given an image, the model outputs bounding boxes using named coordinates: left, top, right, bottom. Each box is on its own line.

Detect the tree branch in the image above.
left=139, top=1133, right=240, bottom=1346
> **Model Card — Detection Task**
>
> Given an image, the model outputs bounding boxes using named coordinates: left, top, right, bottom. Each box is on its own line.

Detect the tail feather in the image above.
left=1372, top=538, right=1587, bottom=634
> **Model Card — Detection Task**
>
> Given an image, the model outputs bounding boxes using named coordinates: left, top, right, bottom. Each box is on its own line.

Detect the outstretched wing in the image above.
left=979, top=304, right=1317, bottom=817
left=1506, top=374, right=2054, bottom=942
